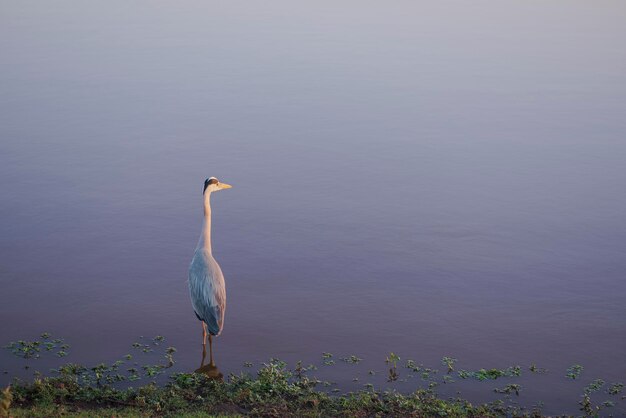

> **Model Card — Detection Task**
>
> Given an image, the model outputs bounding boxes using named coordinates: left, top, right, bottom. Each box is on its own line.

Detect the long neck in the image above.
left=198, top=192, right=212, bottom=253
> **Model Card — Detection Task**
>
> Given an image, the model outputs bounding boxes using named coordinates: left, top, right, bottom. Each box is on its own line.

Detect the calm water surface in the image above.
left=1, top=1, right=625, bottom=414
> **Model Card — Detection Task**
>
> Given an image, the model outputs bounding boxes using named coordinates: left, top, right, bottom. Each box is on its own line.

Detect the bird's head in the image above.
left=203, top=177, right=232, bottom=195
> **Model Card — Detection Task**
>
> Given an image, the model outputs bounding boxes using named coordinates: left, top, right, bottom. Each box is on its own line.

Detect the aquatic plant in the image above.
left=566, top=364, right=583, bottom=380
left=584, top=379, right=604, bottom=394
left=406, top=359, right=421, bottom=372
left=494, top=384, right=521, bottom=396
left=164, top=347, right=177, bottom=368
left=457, top=366, right=521, bottom=381
left=322, top=352, right=334, bottom=366
left=385, top=352, right=400, bottom=368
left=441, top=356, right=457, bottom=373
left=341, top=355, right=362, bottom=364
left=421, top=367, right=438, bottom=381
left=3, top=333, right=70, bottom=360
left=607, top=382, right=623, bottom=395
left=442, top=375, right=455, bottom=384
left=385, top=353, right=400, bottom=382
left=528, top=364, right=547, bottom=374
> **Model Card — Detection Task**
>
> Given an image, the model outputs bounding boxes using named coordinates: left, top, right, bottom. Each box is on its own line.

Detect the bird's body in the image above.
left=188, top=177, right=232, bottom=354
left=188, top=248, right=226, bottom=335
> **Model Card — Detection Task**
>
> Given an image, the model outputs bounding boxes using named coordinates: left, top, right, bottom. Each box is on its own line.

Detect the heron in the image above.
left=188, top=176, right=232, bottom=362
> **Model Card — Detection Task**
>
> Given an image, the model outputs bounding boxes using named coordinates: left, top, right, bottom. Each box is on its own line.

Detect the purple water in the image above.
left=1, top=1, right=625, bottom=414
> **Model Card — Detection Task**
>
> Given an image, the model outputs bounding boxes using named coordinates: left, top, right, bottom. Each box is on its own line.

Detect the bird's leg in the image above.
left=200, top=343, right=206, bottom=368
left=208, top=334, right=215, bottom=366
left=202, top=322, right=208, bottom=349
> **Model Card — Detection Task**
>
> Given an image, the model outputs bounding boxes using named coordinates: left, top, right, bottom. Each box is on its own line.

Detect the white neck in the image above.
left=198, top=192, right=212, bottom=253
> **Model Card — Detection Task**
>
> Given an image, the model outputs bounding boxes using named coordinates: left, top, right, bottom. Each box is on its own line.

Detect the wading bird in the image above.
left=188, top=177, right=232, bottom=360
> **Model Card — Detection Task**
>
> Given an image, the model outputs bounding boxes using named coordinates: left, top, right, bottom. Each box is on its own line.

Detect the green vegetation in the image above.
left=3, top=360, right=536, bottom=418
left=4, top=333, right=70, bottom=360
left=607, top=382, right=623, bottom=395
left=494, top=384, right=521, bottom=396
left=321, top=352, right=334, bottom=366
left=457, top=366, right=521, bottom=381
left=584, top=379, right=604, bottom=394
left=385, top=355, right=399, bottom=382
left=528, top=364, right=547, bottom=374
left=340, top=355, right=362, bottom=364
left=441, top=356, right=457, bottom=373
left=2, top=335, right=624, bottom=417
left=566, top=364, right=583, bottom=380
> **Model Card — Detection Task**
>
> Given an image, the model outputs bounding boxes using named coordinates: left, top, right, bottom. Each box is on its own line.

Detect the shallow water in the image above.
left=1, top=1, right=625, bottom=414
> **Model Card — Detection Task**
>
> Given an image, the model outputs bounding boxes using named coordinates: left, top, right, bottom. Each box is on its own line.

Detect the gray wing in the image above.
left=188, top=249, right=226, bottom=335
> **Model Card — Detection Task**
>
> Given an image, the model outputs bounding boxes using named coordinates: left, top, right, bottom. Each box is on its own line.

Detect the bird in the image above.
left=188, top=176, right=232, bottom=361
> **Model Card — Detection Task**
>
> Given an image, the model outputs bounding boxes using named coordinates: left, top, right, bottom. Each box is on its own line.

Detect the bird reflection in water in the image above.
left=195, top=337, right=223, bottom=381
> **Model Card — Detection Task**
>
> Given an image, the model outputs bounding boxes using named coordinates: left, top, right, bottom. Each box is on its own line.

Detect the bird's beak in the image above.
left=219, top=183, right=232, bottom=190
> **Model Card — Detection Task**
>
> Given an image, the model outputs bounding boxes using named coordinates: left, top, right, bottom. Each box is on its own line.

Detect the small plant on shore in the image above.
left=293, top=361, right=316, bottom=380
left=0, top=386, right=11, bottom=418
left=579, top=393, right=601, bottom=416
